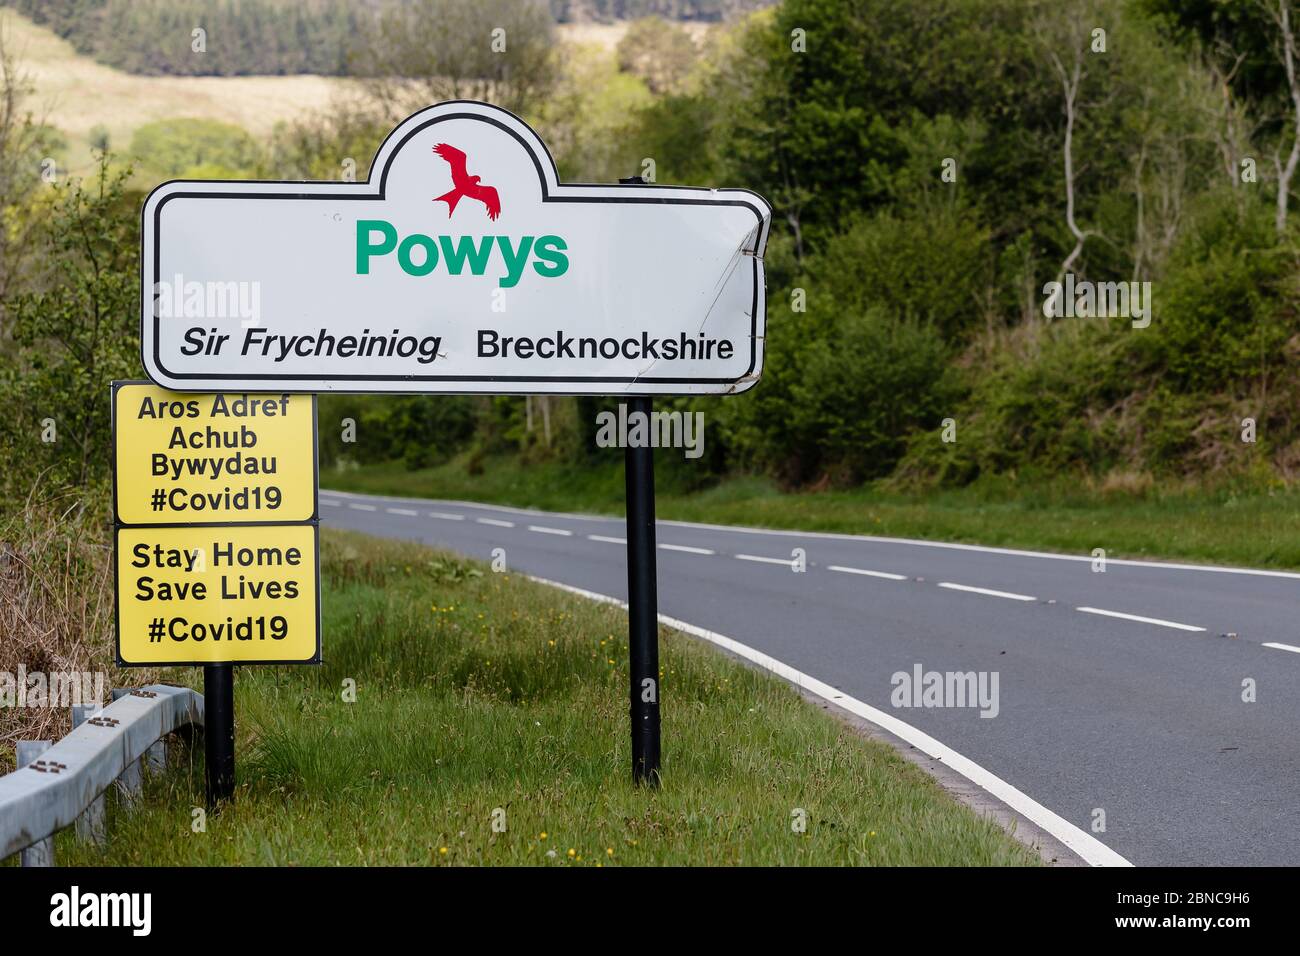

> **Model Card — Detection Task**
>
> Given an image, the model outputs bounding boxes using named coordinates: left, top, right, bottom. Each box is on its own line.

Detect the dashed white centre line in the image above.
left=659, top=543, right=715, bottom=555
left=938, top=582, right=1037, bottom=602
left=587, top=534, right=626, bottom=545
left=348, top=503, right=377, bottom=512
left=427, top=511, right=465, bottom=521
left=735, top=553, right=795, bottom=567
left=828, top=565, right=907, bottom=581
left=322, top=499, right=341, bottom=507
left=476, top=517, right=514, bottom=528
left=385, top=508, right=418, bottom=516
left=1262, top=642, right=1300, bottom=654
left=528, top=525, right=572, bottom=536
left=1075, top=606, right=1205, bottom=632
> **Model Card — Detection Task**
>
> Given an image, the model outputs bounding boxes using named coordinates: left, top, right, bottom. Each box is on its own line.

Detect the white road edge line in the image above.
left=528, top=525, right=573, bottom=536
left=938, top=582, right=1037, bottom=602
left=660, top=543, right=715, bottom=555
left=828, top=565, right=907, bottom=581
left=1075, top=606, right=1205, bottom=632
left=587, top=534, right=626, bottom=544
left=735, top=553, right=794, bottom=567
left=476, top=518, right=514, bottom=528
left=428, top=511, right=465, bottom=521
left=525, top=574, right=1131, bottom=868
left=385, top=508, right=418, bottom=516
left=1261, top=642, right=1300, bottom=654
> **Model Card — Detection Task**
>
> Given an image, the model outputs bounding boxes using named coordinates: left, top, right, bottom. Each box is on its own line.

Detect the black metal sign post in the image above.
left=625, top=395, right=662, bottom=786
left=203, top=663, right=236, bottom=805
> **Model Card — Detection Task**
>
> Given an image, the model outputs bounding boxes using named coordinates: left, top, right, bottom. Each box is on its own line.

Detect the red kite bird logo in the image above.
left=432, top=143, right=501, bottom=221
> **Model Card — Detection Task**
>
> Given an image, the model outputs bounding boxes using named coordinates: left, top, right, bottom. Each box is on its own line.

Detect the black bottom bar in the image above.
left=625, top=396, right=661, bottom=786
left=4, top=865, right=1281, bottom=938
left=203, top=663, right=235, bottom=806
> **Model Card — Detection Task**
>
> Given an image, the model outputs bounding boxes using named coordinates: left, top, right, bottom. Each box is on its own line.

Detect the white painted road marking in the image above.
left=476, top=517, right=514, bottom=528
left=1075, top=606, right=1206, bottom=632
left=322, top=499, right=340, bottom=507
left=829, top=565, right=907, bottom=581
left=529, top=525, right=573, bottom=536
left=736, top=553, right=795, bottom=567
left=386, top=508, right=418, bottom=516
left=938, top=582, right=1037, bottom=602
left=588, top=534, right=626, bottom=545
left=660, top=543, right=715, bottom=555
left=1263, top=642, right=1300, bottom=654
left=526, top=573, right=1132, bottom=868
left=348, top=503, right=377, bottom=512
left=428, top=511, right=465, bottom=521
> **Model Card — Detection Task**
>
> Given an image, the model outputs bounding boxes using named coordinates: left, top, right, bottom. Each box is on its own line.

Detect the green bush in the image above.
left=807, top=207, right=993, bottom=340
left=722, top=303, right=952, bottom=486
left=129, top=118, right=261, bottom=179
left=0, top=159, right=140, bottom=503
left=1130, top=194, right=1290, bottom=394
left=317, top=395, right=476, bottom=472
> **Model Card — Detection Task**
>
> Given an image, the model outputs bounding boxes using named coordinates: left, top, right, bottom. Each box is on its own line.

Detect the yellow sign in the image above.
left=116, top=524, right=319, bottom=665
left=113, top=382, right=316, bottom=525
left=113, top=380, right=320, bottom=666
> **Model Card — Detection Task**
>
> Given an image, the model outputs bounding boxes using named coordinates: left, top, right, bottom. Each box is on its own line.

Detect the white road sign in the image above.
left=141, top=100, right=771, bottom=395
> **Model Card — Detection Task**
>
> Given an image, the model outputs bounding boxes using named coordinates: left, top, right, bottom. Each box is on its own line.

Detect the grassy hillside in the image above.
left=1, top=10, right=344, bottom=178
left=0, top=9, right=670, bottom=180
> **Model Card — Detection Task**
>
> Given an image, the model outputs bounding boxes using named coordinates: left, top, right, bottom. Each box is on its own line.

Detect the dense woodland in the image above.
left=3, top=0, right=1300, bottom=508
left=1, top=0, right=769, bottom=75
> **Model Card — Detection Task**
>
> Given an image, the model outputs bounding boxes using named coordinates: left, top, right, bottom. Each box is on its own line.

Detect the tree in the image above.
left=1263, top=0, right=1300, bottom=234
left=0, top=27, right=54, bottom=333
left=128, top=118, right=261, bottom=179
left=1034, top=4, right=1108, bottom=284
left=1143, top=0, right=1300, bottom=234
left=1, top=157, right=140, bottom=493
left=616, top=17, right=698, bottom=95
left=351, top=0, right=559, bottom=120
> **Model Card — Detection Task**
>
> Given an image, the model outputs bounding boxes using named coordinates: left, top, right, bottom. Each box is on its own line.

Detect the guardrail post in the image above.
left=111, top=689, right=143, bottom=805
left=17, top=741, right=54, bottom=866
left=70, top=704, right=106, bottom=844
left=145, top=739, right=166, bottom=775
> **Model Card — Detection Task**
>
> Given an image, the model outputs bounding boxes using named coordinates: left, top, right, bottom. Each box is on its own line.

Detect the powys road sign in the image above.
left=141, top=100, right=772, bottom=395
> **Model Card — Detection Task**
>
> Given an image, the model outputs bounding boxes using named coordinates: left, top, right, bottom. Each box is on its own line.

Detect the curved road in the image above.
left=320, top=488, right=1300, bottom=866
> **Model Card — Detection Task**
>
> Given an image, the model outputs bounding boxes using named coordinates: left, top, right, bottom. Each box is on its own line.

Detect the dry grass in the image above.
left=0, top=485, right=166, bottom=772
left=1095, top=468, right=1155, bottom=497
left=558, top=21, right=713, bottom=50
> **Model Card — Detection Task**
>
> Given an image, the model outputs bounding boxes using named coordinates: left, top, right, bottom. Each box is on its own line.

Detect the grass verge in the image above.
left=323, top=456, right=1300, bottom=570
left=50, top=529, right=1038, bottom=866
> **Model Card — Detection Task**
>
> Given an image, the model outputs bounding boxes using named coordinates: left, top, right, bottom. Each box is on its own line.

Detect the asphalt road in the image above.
left=321, top=487, right=1300, bottom=866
